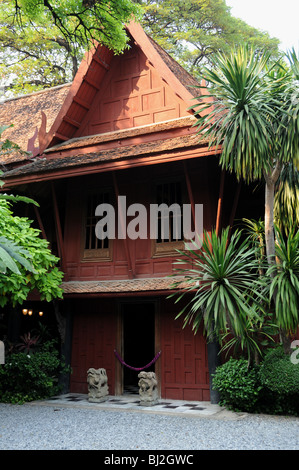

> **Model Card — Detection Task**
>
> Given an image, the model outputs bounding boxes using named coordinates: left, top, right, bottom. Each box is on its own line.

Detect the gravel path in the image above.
left=0, top=402, right=298, bottom=450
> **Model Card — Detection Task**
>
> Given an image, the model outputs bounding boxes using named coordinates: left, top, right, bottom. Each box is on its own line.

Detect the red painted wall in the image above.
left=160, top=298, right=210, bottom=401
left=70, top=299, right=117, bottom=394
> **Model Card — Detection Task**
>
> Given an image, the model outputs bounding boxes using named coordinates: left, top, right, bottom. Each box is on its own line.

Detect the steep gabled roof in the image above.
left=1, top=20, right=212, bottom=181
left=39, top=21, right=201, bottom=154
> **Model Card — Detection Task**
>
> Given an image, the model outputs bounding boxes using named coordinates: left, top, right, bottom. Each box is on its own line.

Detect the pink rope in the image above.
left=114, top=349, right=161, bottom=371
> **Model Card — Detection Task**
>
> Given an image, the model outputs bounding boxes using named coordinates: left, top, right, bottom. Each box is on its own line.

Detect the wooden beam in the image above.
left=112, top=172, right=134, bottom=279
left=53, top=132, right=70, bottom=142
left=83, top=75, right=101, bottom=90
left=63, top=115, right=81, bottom=129
left=215, top=170, right=225, bottom=237
left=93, top=53, right=110, bottom=70
left=73, top=96, right=91, bottom=110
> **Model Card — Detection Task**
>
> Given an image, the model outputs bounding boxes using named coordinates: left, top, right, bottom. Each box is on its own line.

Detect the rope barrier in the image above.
left=114, top=349, right=161, bottom=371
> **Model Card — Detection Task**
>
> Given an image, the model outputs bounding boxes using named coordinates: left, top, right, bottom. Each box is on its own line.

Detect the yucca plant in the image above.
left=170, top=227, right=265, bottom=342
left=274, top=163, right=299, bottom=237
left=220, top=307, right=277, bottom=366
left=242, top=218, right=266, bottom=276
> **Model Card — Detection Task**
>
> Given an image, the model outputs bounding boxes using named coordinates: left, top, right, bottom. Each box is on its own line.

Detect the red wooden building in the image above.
left=0, top=22, right=263, bottom=402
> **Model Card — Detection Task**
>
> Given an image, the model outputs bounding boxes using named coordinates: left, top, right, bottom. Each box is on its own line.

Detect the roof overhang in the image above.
left=61, top=276, right=189, bottom=298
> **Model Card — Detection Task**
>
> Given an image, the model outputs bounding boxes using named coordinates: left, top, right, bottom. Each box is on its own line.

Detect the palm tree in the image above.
left=192, top=46, right=299, bottom=353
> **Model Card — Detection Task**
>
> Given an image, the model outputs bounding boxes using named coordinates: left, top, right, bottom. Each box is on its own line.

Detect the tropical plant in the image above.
left=0, top=125, right=64, bottom=305
left=268, top=227, right=299, bottom=340
left=0, top=125, right=37, bottom=274
left=220, top=311, right=277, bottom=366
left=191, top=45, right=299, bottom=353
left=16, top=332, right=41, bottom=354
left=170, top=227, right=264, bottom=342
left=242, top=218, right=266, bottom=276
left=0, top=198, right=64, bottom=307
left=274, top=163, right=299, bottom=237
left=193, top=46, right=298, bottom=266
left=0, top=341, right=70, bottom=403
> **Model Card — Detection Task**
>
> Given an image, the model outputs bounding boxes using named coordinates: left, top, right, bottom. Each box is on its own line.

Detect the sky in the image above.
left=226, top=0, right=299, bottom=52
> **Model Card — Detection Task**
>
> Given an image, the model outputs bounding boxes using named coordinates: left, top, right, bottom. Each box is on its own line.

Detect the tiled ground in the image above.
left=39, top=392, right=222, bottom=417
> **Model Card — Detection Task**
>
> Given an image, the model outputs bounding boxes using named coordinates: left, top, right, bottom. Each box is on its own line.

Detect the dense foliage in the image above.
left=138, top=0, right=280, bottom=79
left=212, top=358, right=262, bottom=413
left=0, top=340, right=70, bottom=404
left=212, top=349, right=299, bottom=416
left=0, top=198, right=64, bottom=307
left=0, top=125, right=64, bottom=306
left=0, top=0, right=141, bottom=96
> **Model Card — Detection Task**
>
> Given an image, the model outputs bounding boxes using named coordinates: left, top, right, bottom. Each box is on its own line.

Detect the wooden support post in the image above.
left=215, top=170, right=225, bottom=237
left=112, top=172, right=134, bottom=279
left=33, top=204, right=48, bottom=240
left=183, top=161, right=195, bottom=225
left=28, top=189, right=48, bottom=241
left=51, top=182, right=68, bottom=280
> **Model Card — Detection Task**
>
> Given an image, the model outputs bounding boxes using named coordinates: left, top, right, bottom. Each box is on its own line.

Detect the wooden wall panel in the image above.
left=76, top=43, right=191, bottom=137
left=160, top=298, right=210, bottom=401
left=70, top=299, right=117, bottom=394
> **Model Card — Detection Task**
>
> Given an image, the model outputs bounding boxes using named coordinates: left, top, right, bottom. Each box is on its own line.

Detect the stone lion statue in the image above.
left=87, top=367, right=109, bottom=402
left=138, top=371, right=158, bottom=406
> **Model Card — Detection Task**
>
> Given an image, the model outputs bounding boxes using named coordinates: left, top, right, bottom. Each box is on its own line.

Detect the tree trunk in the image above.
left=264, top=179, right=276, bottom=266
left=280, top=329, right=292, bottom=355
left=264, top=162, right=292, bottom=354
left=264, top=163, right=281, bottom=267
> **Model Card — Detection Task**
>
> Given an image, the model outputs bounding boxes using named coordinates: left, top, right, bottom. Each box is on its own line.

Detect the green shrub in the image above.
left=0, top=341, right=70, bottom=404
left=258, top=346, right=299, bottom=416
left=259, top=346, right=299, bottom=394
left=212, top=358, right=262, bottom=412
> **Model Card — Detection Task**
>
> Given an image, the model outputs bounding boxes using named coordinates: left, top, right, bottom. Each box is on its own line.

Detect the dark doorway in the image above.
left=122, top=302, right=155, bottom=393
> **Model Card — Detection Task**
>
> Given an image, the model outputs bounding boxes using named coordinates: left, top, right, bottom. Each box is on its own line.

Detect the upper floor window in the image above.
left=83, top=190, right=112, bottom=261
left=152, top=179, right=185, bottom=257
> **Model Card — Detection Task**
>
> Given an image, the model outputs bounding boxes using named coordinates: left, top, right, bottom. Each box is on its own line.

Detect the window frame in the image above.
left=151, top=176, right=187, bottom=258
left=81, top=187, right=113, bottom=262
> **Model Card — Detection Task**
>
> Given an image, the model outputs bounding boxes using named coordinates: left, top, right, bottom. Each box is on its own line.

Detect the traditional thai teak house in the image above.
left=0, top=22, right=263, bottom=402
